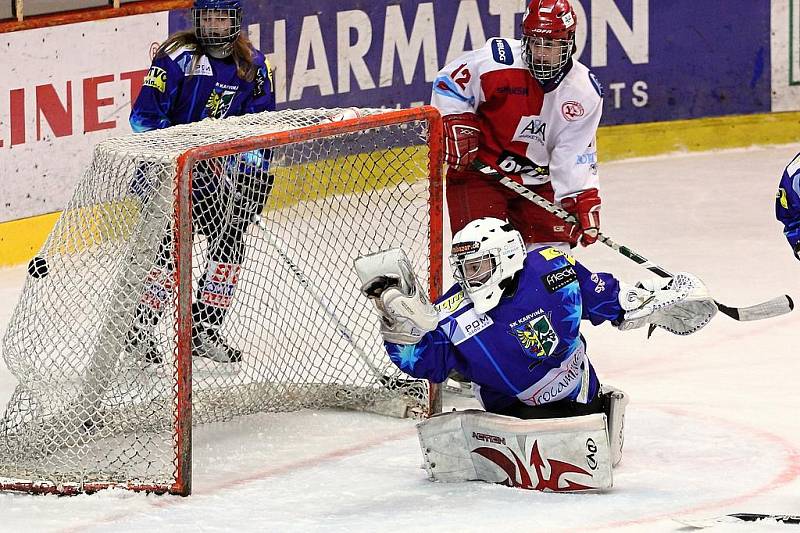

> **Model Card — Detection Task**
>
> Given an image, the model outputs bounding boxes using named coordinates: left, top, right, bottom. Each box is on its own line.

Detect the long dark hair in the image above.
left=156, top=30, right=259, bottom=82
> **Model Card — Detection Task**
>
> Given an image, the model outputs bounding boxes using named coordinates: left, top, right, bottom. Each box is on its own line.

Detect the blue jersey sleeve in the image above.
left=383, top=329, right=458, bottom=384
left=243, top=52, right=276, bottom=114
left=776, top=153, right=800, bottom=253
left=573, top=260, right=624, bottom=325
left=130, top=54, right=182, bottom=132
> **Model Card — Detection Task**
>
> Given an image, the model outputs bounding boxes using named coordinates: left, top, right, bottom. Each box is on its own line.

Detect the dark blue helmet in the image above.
left=193, top=0, right=241, bottom=8
left=192, top=0, right=242, bottom=58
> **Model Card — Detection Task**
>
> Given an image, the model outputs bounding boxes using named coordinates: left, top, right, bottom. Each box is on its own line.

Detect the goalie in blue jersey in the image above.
left=776, top=152, right=800, bottom=261
left=355, top=218, right=718, bottom=489
left=126, top=0, right=275, bottom=365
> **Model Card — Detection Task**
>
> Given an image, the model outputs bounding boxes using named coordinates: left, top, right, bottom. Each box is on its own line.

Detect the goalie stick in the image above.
left=251, top=215, right=385, bottom=378
left=472, top=161, right=794, bottom=322
left=673, top=513, right=800, bottom=529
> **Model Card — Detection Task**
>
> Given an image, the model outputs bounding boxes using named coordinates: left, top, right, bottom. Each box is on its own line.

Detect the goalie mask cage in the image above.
left=0, top=106, right=443, bottom=495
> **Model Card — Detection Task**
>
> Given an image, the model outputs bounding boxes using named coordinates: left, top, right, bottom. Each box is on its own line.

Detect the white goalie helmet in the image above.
left=450, top=218, right=527, bottom=314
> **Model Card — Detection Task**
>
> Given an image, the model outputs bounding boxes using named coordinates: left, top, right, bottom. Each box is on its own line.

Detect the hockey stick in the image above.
left=472, top=161, right=794, bottom=321
left=250, top=215, right=386, bottom=377
left=674, top=513, right=800, bottom=529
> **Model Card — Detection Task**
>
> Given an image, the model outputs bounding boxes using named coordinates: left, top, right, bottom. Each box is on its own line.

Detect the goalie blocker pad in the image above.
left=417, top=410, right=613, bottom=491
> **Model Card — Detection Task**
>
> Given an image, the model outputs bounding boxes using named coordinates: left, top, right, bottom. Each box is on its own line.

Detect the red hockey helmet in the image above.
left=521, top=0, right=578, bottom=82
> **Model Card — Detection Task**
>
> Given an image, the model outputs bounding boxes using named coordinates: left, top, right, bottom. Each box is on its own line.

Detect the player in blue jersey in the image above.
left=357, top=219, right=716, bottom=484
left=126, top=0, right=276, bottom=364
left=130, top=0, right=273, bottom=131
left=356, top=218, right=717, bottom=420
left=776, top=152, right=800, bottom=261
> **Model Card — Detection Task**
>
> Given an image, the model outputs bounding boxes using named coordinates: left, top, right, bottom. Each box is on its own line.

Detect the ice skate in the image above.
left=124, top=326, right=164, bottom=365
left=191, top=325, right=242, bottom=363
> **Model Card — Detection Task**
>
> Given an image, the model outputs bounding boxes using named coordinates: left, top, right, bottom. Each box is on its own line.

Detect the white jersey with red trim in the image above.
left=431, top=37, right=603, bottom=202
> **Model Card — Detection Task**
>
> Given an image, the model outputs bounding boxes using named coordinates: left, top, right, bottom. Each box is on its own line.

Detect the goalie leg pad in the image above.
left=601, top=385, right=629, bottom=467
left=416, top=410, right=612, bottom=491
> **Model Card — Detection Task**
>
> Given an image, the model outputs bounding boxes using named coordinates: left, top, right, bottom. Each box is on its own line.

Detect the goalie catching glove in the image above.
left=354, top=248, right=439, bottom=345
left=617, top=272, right=718, bottom=335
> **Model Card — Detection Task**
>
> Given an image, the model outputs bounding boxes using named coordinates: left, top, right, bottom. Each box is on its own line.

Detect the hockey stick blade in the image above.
left=716, top=294, right=794, bottom=321
left=674, top=513, right=800, bottom=529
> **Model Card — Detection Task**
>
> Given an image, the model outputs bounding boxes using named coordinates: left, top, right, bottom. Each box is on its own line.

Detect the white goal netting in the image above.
left=0, top=107, right=443, bottom=494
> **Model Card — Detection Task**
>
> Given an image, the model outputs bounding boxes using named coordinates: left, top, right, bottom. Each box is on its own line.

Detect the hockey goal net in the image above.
left=0, top=106, right=443, bottom=495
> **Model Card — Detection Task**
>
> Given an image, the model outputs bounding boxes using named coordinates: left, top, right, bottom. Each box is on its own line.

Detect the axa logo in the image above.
left=472, top=439, right=593, bottom=491
left=513, top=117, right=547, bottom=145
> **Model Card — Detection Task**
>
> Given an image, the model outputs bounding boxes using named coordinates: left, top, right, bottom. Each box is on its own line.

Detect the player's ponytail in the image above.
left=231, top=33, right=258, bottom=83
left=156, top=30, right=197, bottom=60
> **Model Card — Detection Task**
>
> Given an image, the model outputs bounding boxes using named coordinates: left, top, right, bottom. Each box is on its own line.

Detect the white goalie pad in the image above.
left=602, top=385, right=629, bottom=467
left=417, top=410, right=613, bottom=492
left=354, top=248, right=437, bottom=344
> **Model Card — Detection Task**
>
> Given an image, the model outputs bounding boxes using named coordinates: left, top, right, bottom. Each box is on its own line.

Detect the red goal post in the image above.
left=0, top=105, right=444, bottom=495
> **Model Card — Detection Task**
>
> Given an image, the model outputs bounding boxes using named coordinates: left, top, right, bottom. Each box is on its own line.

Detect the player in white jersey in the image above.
left=431, top=0, right=603, bottom=251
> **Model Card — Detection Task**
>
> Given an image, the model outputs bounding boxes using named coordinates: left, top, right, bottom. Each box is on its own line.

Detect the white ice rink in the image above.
left=1, top=144, right=798, bottom=532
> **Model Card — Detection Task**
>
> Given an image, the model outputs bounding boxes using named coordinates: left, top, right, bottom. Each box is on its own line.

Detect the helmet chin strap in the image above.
left=205, top=42, right=234, bottom=58
left=499, top=273, right=521, bottom=297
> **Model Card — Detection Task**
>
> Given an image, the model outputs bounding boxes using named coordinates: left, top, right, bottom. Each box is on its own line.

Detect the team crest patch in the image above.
left=511, top=314, right=559, bottom=363
left=561, top=101, right=584, bottom=121
left=206, top=89, right=236, bottom=118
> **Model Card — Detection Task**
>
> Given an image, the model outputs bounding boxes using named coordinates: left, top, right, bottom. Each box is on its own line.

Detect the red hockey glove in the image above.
left=442, top=113, right=480, bottom=171
left=561, top=189, right=601, bottom=246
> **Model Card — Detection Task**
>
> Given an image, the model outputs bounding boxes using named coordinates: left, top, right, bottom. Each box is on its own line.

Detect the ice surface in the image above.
left=0, top=144, right=798, bottom=532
